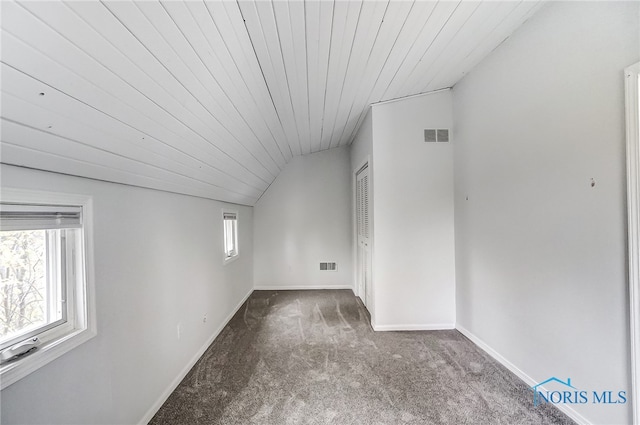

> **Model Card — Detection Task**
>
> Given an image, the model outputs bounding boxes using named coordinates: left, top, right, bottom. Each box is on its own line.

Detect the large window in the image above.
left=0, top=189, right=95, bottom=389
left=223, top=211, right=238, bottom=264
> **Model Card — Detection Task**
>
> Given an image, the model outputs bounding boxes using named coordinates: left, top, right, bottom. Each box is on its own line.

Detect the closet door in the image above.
left=356, top=164, right=372, bottom=310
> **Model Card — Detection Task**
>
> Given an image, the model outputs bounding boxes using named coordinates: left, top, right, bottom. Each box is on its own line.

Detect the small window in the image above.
left=0, top=189, right=96, bottom=389
left=223, top=211, right=238, bottom=264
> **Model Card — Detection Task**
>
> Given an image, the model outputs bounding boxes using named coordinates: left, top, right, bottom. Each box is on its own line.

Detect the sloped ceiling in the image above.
left=0, top=0, right=543, bottom=206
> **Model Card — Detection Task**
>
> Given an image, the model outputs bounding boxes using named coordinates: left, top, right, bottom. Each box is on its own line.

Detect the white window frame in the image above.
left=0, top=228, right=68, bottom=352
left=626, top=62, right=640, bottom=425
left=0, top=188, right=96, bottom=390
left=222, top=209, right=239, bottom=265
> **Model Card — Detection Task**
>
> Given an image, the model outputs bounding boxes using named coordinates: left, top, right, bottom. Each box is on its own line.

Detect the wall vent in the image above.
left=424, top=129, right=437, bottom=142
left=319, top=262, right=337, bottom=271
left=437, top=129, right=449, bottom=142
left=424, top=128, right=450, bottom=142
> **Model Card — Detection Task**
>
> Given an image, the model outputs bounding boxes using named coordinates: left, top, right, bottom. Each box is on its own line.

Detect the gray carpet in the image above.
left=150, top=290, right=575, bottom=425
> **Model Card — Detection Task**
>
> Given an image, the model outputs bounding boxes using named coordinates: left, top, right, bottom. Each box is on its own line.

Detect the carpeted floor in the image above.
left=150, top=290, right=575, bottom=425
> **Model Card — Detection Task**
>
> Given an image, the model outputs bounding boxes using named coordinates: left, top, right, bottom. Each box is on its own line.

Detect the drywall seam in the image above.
left=138, top=288, right=254, bottom=425
left=456, top=325, right=591, bottom=425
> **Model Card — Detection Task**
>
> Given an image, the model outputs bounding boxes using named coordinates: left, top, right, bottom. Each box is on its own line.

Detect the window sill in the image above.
left=0, top=326, right=96, bottom=390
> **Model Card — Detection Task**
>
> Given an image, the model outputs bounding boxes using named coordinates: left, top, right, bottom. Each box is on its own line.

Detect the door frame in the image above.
left=353, top=157, right=372, bottom=311
left=626, top=61, right=640, bottom=425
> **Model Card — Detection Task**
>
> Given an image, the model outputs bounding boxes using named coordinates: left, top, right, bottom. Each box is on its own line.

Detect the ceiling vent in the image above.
left=319, top=262, right=337, bottom=271
left=424, top=129, right=450, bottom=143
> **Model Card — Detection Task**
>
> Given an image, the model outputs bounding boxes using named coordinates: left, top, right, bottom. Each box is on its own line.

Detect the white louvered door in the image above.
left=356, top=164, right=372, bottom=311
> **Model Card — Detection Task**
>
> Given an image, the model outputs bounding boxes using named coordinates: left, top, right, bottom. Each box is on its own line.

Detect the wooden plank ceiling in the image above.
left=1, top=0, right=543, bottom=206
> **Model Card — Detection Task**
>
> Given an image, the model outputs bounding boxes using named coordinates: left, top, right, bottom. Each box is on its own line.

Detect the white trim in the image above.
left=137, top=288, right=253, bottom=425
left=626, top=61, right=640, bottom=425
left=370, top=87, right=451, bottom=107
left=373, top=323, right=455, bottom=331
left=0, top=188, right=96, bottom=390
left=353, top=156, right=374, bottom=319
left=456, top=325, right=591, bottom=425
left=253, top=285, right=354, bottom=291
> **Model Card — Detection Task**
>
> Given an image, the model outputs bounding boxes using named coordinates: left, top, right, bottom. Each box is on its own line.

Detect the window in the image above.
left=0, top=189, right=95, bottom=389
left=223, top=211, right=238, bottom=264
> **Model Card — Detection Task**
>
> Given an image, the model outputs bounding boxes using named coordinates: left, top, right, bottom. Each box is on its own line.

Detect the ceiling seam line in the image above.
left=318, top=0, right=337, bottom=152
left=303, top=0, right=312, bottom=155
left=61, top=2, right=270, bottom=187
left=287, top=0, right=311, bottom=155
left=379, top=2, right=439, bottom=101
left=270, top=0, right=303, bottom=156
left=418, top=1, right=484, bottom=94
left=96, top=0, right=273, bottom=185
left=202, top=1, right=288, bottom=165
left=2, top=80, right=264, bottom=193
left=424, top=0, right=527, bottom=92
left=336, top=0, right=390, bottom=147
left=132, top=2, right=277, bottom=181
left=13, top=3, right=269, bottom=187
left=0, top=137, right=255, bottom=200
left=327, top=0, right=364, bottom=150
left=344, top=0, right=424, bottom=145
left=218, top=2, right=292, bottom=164
left=397, top=0, right=462, bottom=96
left=0, top=163, right=259, bottom=207
left=244, top=0, right=297, bottom=155
left=160, top=2, right=282, bottom=176
left=363, top=0, right=416, bottom=109
left=1, top=117, right=260, bottom=197
left=0, top=157, right=258, bottom=205
left=0, top=56, right=267, bottom=192
left=235, top=0, right=294, bottom=159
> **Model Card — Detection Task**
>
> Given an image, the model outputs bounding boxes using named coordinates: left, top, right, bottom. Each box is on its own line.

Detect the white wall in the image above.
left=253, top=146, right=353, bottom=289
left=453, top=2, right=639, bottom=424
left=350, top=109, right=374, bottom=308
left=371, top=91, right=456, bottom=330
left=350, top=108, right=374, bottom=174
left=0, top=164, right=254, bottom=425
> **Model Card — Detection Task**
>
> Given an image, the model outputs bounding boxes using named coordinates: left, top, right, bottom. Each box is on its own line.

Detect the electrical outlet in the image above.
left=203, top=314, right=207, bottom=323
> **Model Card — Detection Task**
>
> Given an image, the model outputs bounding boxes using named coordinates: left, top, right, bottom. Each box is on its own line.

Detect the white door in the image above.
left=356, top=164, right=372, bottom=310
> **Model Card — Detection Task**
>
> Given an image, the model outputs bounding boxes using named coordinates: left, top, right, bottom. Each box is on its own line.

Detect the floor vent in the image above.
left=319, top=262, right=337, bottom=271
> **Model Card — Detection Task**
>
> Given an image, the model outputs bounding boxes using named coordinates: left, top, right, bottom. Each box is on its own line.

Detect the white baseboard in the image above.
left=138, top=288, right=254, bottom=425
left=253, top=285, right=354, bottom=291
left=373, top=323, right=455, bottom=331
left=455, top=325, right=592, bottom=425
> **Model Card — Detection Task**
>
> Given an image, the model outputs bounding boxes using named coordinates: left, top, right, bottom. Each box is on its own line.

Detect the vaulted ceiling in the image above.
left=1, top=0, right=543, bottom=206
